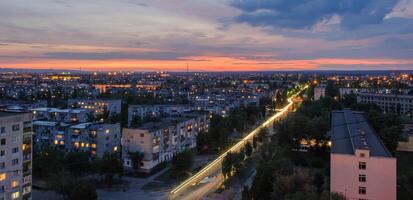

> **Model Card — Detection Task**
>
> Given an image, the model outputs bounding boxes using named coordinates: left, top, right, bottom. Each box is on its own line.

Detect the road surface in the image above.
left=169, top=86, right=307, bottom=200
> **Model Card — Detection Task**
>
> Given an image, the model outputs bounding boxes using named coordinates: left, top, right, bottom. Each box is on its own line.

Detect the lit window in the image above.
left=105, top=129, right=110, bottom=134
left=0, top=173, right=6, bottom=181
left=11, top=180, right=18, bottom=188
left=11, top=191, right=19, bottom=199
left=54, top=140, right=58, bottom=145
left=113, top=146, right=118, bottom=152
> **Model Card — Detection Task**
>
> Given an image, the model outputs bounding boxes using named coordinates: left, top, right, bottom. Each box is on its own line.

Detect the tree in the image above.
left=49, top=171, right=97, bottom=200
left=241, top=186, right=251, bottom=200
left=196, top=131, right=209, bottom=153
left=222, top=152, right=233, bottom=180
left=244, top=141, right=253, bottom=157
left=96, top=153, right=124, bottom=187
left=33, top=147, right=64, bottom=177
left=130, top=115, right=142, bottom=128
left=171, top=150, right=193, bottom=174
left=127, top=151, right=143, bottom=170
left=325, top=80, right=339, bottom=98
left=252, top=136, right=258, bottom=149
left=108, top=113, right=121, bottom=123
left=63, top=152, right=91, bottom=177
left=68, top=181, right=97, bottom=200
left=379, top=125, right=402, bottom=155
left=222, top=151, right=245, bottom=180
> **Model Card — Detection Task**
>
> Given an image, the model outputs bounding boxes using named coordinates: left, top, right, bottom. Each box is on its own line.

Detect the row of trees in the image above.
left=34, top=148, right=124, bottom=200
left=196, top=105, right=262, bottom=153
left=221, top=141, right=253, bottom=181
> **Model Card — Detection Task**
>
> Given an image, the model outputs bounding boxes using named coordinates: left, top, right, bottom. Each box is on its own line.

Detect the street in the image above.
left=169, top=86, right=306, bottom=200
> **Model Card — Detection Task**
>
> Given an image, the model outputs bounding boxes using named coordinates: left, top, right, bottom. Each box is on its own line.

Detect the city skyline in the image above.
left=1, top=0, right=413, bottom=71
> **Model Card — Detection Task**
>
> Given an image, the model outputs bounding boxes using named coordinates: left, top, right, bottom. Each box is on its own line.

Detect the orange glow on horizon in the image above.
left=1, top=56, right=412, bottom=71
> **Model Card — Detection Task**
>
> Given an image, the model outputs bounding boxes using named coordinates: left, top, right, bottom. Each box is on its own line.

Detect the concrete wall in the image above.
left=331, top=153, right=396, bottom=200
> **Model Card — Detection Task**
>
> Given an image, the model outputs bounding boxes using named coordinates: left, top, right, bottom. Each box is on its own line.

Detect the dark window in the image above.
left=359, top=174, right=366, bottom=182
left=359, top=187, right=366, bottom=195
left=0, top=139, right=5, bottom=145
left=12, top=124, right=20, bottom=131
left=359, top=162, right=366, bottom=170
left=0, top=127, right=5, bottom=134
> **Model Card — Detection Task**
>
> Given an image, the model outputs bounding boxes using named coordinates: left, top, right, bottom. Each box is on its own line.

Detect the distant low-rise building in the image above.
left=67, top=99, right=121, bottom=115
left=339, top=87, right=371, bottom=98
left=314, top=84, right=326, bottom=100
left=357, top=93, right=413, bottom=116
left=122, top=111, right=209, bottom=172
left=128, top=104, right=190, bottom=126
left=0, top=112, right=32, bottom=200
left=330, top=109, right=396, bottom=200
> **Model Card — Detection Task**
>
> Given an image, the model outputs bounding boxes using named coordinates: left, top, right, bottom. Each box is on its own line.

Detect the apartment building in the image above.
left=314, top=84, right=326, bottom=100
left=33, top=121, right=120, bottom=158
left=339, top=87, right=371, bottom=98
left=67, top=99, right=121, bottom=115
left=128, top=104, right=190, bottom=126
left=67, top=123, right=120, bottom=158
left=122, top=111, right=209, bottom=172
left=30, top=108, right=88, bottom=123
left=357, top=93, right=413, bottom=116
left=330, top=109, right=396, bottom=200
left=0, top=112, right=32, bottom=200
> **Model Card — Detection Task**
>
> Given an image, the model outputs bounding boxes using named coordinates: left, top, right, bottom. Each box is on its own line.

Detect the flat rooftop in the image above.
left=331, top=109, right=392, bottom=157
left=138, top=111, right=208, bottom=132
left=0, top=111, right=29, bottom=117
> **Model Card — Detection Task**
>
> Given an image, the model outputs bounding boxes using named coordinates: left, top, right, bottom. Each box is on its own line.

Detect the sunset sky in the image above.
left=1, top=0, right=413, bottom=71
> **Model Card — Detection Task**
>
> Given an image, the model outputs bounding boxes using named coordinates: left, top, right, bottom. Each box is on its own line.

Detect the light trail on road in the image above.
left=170, top=85, right=308, bottom=199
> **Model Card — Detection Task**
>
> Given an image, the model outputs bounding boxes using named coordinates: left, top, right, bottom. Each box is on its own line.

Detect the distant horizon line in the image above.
left=1, top=67, right=413, bottom=73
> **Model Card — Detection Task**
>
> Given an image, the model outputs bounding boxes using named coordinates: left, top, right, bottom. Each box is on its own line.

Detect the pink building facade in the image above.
left=330, top=110, right=396, bottom=200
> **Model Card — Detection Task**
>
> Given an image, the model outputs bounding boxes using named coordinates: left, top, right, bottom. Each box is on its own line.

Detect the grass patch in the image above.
left=141, top=181, right=172, bottom=191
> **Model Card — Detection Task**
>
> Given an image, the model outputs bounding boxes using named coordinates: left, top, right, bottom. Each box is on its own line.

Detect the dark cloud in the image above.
left=278, top=36, right=413, bottom=60
left=231, top=0, right=398, bottom=30
left=42, top=51, right=194, bottom=60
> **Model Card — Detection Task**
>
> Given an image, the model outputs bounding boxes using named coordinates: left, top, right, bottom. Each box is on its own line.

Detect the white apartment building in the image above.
left=68, top=123, right=120, bottom=158
left=0, top=112, right=32, bottom=200
left=122, top=111, right=209, bottom=172
left=339, top=87, right=371, bottom=98
left=357, top=93, right=413, bottom=116
left=314, top=84, right=326, bottom=100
